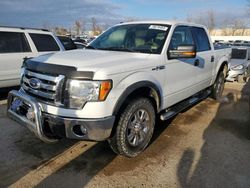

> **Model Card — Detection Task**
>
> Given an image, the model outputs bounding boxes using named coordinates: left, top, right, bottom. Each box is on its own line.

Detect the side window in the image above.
left=57, top=36, right=77, bottom=50
left=191, top=27, right=211, bottom=52
left=29, top=33, right=60, bottom=52
left=0, top=31, right=31, bottom=53
left=169, top=26, right=194, bottom=50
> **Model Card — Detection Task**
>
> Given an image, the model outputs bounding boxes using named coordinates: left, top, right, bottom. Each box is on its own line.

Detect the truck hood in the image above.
left=32, top=49, right=154, bottom=74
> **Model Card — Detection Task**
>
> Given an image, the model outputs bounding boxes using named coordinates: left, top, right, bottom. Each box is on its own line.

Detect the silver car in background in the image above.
left=226, top=47, right=250, bottom=83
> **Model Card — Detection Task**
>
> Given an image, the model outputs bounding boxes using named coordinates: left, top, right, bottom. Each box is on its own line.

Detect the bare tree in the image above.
left=53, top=27, right=68, bottom=35
left=240, top=21, right=247, bottom=35
left=74, top=20, right=82, bottom=35
left=186, top=11, right=216, bottom=34
left=91, top=17, right=102, bottom=36
left=91, top=17, right=97, bottom=34
left=231, top=20, right=247, bottom=36
left=221, top=28, right=230, bottom=36
left=81, top=19, right=85, bottom=33
left=206, top=11, right=216, bottom=34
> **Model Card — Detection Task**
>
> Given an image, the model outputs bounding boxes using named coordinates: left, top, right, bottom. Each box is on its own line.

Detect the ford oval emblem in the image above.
left=28, top=78, right=41, bottom=89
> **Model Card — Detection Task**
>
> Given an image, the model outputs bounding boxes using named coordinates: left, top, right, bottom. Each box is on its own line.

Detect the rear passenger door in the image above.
left=0, top=31, right=33, bottom=87
left=191, top=27, right=213, bottom=90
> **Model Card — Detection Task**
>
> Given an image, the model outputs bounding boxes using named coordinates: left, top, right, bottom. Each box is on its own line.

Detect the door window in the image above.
left=191, top=27, right=211, bottom=52
left=0, top=31, right=31, bottom=53
left=169, top=26, right=194, bottom=50
left=29, top=33, right=60, bottom=52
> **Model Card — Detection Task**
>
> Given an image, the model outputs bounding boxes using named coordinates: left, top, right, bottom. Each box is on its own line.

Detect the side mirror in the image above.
left=168, top=45, right=196, bottom=59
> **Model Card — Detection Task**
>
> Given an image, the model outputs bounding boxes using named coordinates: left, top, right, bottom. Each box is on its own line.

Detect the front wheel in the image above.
left=109, top=98, right=155, bottom=157
left=211, top=71, right=225, bottom=100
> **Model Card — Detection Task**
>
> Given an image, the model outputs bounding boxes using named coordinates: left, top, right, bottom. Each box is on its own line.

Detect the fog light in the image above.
left=80, top=125, right=87, bottom=134
left=72, top=124, right=87, bottom=136
left=26, top=108, right=35, bottom=121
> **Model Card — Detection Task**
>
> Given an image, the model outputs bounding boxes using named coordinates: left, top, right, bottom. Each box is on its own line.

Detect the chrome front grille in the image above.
left=22, top=69, right=65, bottom=106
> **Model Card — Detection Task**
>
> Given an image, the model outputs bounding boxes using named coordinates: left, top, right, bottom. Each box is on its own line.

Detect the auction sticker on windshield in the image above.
left=149, top=25, right=168, bottom=31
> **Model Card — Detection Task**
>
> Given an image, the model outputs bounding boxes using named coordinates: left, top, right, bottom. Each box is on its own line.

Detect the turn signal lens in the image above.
left=99, top=81, right=112, bottom=101
left=182, top=52, right=196, bottom=56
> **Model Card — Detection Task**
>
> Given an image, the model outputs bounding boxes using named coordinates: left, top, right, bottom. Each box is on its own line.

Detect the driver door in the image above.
left=163, top=26, right=199, bottom=107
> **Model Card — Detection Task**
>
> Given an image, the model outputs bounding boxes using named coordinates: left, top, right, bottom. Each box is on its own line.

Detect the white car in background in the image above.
left=226, top=47, right=250, bottom=83
left=0, top=27, right=64, bottom=88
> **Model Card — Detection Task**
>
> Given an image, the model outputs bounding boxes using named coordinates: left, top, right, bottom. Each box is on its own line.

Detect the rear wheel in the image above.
left=109, top=98, right=155, bottom=157
left=211, top=71, right=225, bottom=100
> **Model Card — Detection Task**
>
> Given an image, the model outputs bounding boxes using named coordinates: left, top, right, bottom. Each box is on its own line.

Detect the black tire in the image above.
left=108, top=98, right=155, bottom=157
left=237, top=75, right=246, bottom=83
left=211, top=71, right=225, bottom=100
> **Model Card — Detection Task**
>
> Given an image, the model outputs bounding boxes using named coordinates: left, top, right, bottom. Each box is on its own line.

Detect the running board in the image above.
left=160, top=89, right=211, bottom=121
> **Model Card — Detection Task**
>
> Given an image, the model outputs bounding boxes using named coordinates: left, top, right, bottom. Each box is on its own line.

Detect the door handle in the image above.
left=194, top=59, right=200, bottom=66
left=211, top=56, right=215, bottom=62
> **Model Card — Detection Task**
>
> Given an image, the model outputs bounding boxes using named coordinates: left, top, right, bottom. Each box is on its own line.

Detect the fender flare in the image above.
left=112, top=81, right=162, bottom=116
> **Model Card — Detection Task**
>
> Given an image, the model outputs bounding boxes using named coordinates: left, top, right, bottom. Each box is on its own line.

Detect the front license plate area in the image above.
left=11, top=98, right=23, bottom=112
left=11, top=98, right=33, bottom=120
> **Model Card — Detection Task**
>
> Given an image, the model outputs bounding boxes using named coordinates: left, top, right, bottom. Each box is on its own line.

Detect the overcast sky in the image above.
left=0, top=0, right=248, bottom=29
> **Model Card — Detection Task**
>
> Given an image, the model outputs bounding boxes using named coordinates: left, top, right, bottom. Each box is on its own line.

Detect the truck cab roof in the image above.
left=117, top=20, right=207, bottom=29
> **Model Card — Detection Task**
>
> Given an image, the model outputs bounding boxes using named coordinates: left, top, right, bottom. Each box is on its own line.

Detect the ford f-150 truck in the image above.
left=7, top=21, right=231, bottom=157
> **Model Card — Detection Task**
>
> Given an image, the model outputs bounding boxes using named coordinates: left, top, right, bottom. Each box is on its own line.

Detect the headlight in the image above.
left=65, top=79, right=112, bottom=109
left=232, top=64, right=244, bottom=70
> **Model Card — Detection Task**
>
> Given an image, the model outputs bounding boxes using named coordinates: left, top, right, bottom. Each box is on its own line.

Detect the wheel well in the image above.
left=110, top=86, right=160, bottom=138
left=219, top=61, right=228, bottom=78
left=126, top=87, right=158, bottom=109
left=116, top=87, right=159, bottom=115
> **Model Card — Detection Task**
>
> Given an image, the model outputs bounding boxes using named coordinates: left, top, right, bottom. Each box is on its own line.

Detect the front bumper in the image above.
left=7, top=90, right=115, bottom=143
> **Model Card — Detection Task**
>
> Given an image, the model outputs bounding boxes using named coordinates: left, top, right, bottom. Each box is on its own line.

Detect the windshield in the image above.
left=231, top=49, right=247, bottom=59
left=89, top=24, right=170, bottom=54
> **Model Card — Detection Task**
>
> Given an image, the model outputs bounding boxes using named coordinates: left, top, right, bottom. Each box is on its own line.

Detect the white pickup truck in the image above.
left=7, top=21, right=231, bottom=157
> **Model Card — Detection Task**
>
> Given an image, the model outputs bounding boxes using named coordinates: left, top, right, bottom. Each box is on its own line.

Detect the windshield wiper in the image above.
left=98, top=47, right=136, bottom=52
left=135, top=48, right=152, bottom=54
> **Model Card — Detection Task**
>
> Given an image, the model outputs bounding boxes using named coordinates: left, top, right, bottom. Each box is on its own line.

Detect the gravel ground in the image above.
left=0, top=82, right=250, bottom=188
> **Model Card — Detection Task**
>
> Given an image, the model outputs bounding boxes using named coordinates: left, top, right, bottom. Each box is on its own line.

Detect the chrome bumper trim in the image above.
left=7, top=90, right=58, bottom=143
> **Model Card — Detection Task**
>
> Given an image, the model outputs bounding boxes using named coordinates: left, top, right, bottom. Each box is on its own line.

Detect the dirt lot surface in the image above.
left=0, top=82, right=250, bottom=188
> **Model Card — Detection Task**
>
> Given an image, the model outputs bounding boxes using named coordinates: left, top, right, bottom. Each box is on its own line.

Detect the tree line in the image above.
left=43, top=17, right=106, bottom=36
left=44, top=1, right=250, bottom=37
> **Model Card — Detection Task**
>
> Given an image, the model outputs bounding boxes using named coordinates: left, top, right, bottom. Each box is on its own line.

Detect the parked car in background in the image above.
left=87, top=36, right=97, bottom=44
left=226, top=47, right=250, bottom=83
left=214, top=40, right=225, bottom=44
left=234, top=40, right=244, bottom=44
left=57, top=36, right=77, bottom=50
left=73, top=38, right=88, bottom=46
left=0, top=26, right=64, bottom=88
left=242, top=43, right=250, bottom=48
left=74, top=42, right=86, bottom=49
left=214, top=43, right=230, bottom=50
